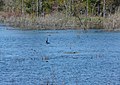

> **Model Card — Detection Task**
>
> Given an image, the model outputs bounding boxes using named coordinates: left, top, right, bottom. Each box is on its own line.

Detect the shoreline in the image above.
left=1, top=22, right=119, bottom=32
left=0, top=12, right=104, bottom=30
left=0, top=12, right=120, bottom=31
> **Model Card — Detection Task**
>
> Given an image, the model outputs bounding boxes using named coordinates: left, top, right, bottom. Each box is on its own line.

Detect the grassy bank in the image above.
left=103, top=12, right=120, bottom=31
left=0, top=11, right=120, bottom=30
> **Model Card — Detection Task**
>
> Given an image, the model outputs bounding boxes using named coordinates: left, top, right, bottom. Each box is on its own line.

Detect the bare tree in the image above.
left=86, top=0, right=89, bottom=16
left=103, top=0, right=106, bottom=17
left=36, top=0, right=39, bottom=17
left=21, top=0, right=24, bottom=16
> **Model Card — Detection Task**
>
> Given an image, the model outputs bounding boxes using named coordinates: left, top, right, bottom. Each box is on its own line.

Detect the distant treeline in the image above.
left=0, top=0, right=120, bottom=30
left=0, top=0, right=120, bottom=17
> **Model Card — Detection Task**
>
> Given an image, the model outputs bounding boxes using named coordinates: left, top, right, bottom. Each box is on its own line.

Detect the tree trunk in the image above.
left=86, top=0, right=89, bottom=16
left=103, top=0, right=106, bottom=17
left=36, top=0, right=39, bottom=17
left=21, top=0, right=24, bottom=16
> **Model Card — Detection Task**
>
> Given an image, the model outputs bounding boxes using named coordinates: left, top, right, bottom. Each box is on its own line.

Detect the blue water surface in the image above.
left=0, top=25, right=120, bottom=85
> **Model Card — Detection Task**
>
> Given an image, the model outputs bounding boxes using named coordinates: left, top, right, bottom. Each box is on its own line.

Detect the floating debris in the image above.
left=64, top=52, right=80, bottom=54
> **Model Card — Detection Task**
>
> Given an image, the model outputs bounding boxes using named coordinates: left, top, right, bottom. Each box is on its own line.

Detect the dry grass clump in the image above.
left=0, top=12, right=79, bottom=29
left=103, top=12, right=120, bottom=31
left=1, top=11, right=120, bottom=30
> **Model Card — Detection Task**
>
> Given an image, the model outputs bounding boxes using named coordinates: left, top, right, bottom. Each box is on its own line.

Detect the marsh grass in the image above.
left=1, top=11, right=120, bottom=30
left=0, top=12, right=105, bottom=30
left=103, top=12, right=120, bottom=31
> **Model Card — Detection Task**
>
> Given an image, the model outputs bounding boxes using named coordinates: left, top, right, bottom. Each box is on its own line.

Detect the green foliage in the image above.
left=1, top=0, right=120, bottom=16
left=42, top=0, right=52, bottom=13
left=0, top=0, right=4, bottom=11
left=24, top=0, right=37, bottom=14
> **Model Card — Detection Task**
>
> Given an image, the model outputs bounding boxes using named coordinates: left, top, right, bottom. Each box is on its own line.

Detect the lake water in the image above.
left=0, top=25, right=120, bottom=85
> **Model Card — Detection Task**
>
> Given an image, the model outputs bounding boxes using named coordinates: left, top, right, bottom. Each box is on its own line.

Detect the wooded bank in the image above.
left=0, top=0, right=120, bottom=30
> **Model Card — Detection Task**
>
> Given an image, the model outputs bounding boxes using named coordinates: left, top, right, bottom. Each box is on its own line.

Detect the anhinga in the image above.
left=46, top=38, right=50, bottom=44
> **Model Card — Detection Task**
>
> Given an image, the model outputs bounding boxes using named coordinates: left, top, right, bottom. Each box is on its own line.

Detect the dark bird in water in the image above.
left=46, top=38, right=50, bottom=44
